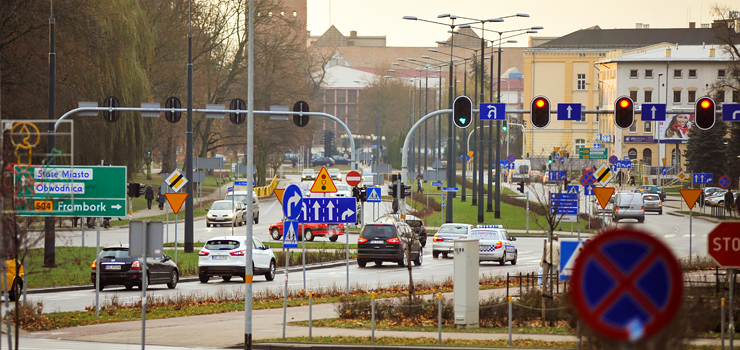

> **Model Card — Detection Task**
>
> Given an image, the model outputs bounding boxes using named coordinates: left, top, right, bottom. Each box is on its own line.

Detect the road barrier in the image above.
left=254, top=175, right=278, bottom=199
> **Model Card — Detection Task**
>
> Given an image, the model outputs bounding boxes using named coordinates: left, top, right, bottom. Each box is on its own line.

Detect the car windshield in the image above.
left=360, top=225, right=396, bottom=239
left=224, top=195, right=248, bottom=204
left=438, top=225, right=468, bottom=235
left=336, top=184, right=349, bottom=191
left=302, top=169, right=315, bottom=175
left=328, top=169, right=340, bottom=175
left=205, top=240, right=241, bottom=250
left=211, top=202, right=234, bottom=210
left=100, top=248, right=130, bottom=259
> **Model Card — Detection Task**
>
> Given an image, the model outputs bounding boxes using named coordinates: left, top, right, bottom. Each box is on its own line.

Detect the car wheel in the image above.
left=329, top=235, right=339, bottom=242
left=270, top=228, right=282, bottom=241
left=207, top=223, right=211, bottom=228
left=442, top=252, right=449, bottom=259
left=8, top=278, right=22, bottom=301
left=433, top=251, right=440, bottom=259
left=254, top=215, right=259, bottom=224
left=499, top=252, right=506, bottom=266
left=399, top=252, right=407, bottom=267
left=222, top=275, right=232, bottom=282
left=199, top=274, right=210, bottom=283
left=265, top=260, right=276, bottom=281
left=305, top=229, right=315, bottom=241
left=125, top=282, right=135, bottom=290
left=511, top=251, right=518, bottom=265
left=638, top=217, right=645, bottom=223
left=358, top=260, right=367, bottom=268
left=413, top=249, right=423, bottom=266
left=167, top=270, right=179, bottom=289
left=659, top=209, right=663, bottom=215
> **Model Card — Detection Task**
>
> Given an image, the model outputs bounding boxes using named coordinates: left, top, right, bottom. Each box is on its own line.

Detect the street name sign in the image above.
left=579, top=147, right=608, bottom=160
left=479, top=103, right=506, bottom=120
left=431, top=181, right=443, bottom=187
left=571, top=228, right=682, bottom=341
left=302, top=197, right=357, bottom=224
left=557, top=103, right=582, bottom=121
left=16, top=165, right=126, bottom=217
left=708, top=222, right=740, bottom=268
left=442, top=187, right=459, bottom=192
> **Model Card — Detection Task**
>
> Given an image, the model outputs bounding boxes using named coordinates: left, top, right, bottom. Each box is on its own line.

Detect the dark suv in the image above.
left=357, top=223, right=423, bottom=267
left=91, top=245, right=179, bottom=291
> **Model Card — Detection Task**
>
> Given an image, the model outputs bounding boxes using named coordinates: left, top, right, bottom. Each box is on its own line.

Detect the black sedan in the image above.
left=311, top=157, right=335, bottom=167
left=91, top=245, right=179, bottom=290
left=332, top=156, right=352, bottom=165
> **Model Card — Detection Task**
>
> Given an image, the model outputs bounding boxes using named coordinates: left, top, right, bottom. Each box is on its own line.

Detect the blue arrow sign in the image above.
left=442, top=187, right=459, bottom=192
left=302, top=197, right=357, bottom=224
left=584, top=184, right=595, bottom=196
left=431, top=181, right=443, bottom=187
left=282, top=221, right=299, bottom=249
left=557, top=103, right=582, bottom=121
left=553, top=200, right=579, bottom=207
left=722, top=103, right=740, bottom=122
left=550, top=193, right=578, bottom=200
left=641, top=103, right=667, bottom=121
left=366, top=187, right=382, bottom=203
left=617, top=160, right=632, bottom=169
left=693, top=173, right=712, bottom=184
left=548, top=170, right=566, bottom=181
left=550, top=207, right=578, bottom=215
left=662, top=167, right=669, bottom=176
left=282, top=184, right=304, bottom=220
left=479, top=103, right=506, bottom=120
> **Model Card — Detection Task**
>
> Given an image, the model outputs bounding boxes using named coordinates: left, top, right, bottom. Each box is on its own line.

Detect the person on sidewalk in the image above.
left=157, top=191, right=166, bottom=210
left=145, top=185, right=154, bottom=210
left=725, top=191, right=735, bottom=218
left=416, top=174, right=424, bottom=195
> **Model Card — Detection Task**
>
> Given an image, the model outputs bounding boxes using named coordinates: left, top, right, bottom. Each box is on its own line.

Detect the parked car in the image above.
left=703, top=187, right=723, bottom=197
left=468, top=226, right=517, bottom=265
left=529, top=170, right=543, bottom=183
left=224, top=191, right=260, bottom=224
left=3, top=259, right=24, bottom=301
left=642, top=194, right=663, bottom=214
left=327, top=168, right=342, bottom=181
left=432, top=223, right=473, bottom=258
left=613, top=192, right=645, bottom=223
left=634, top=185, right=666, bottom=201
left=206, top=200, right=244, bottom=227
left=332, top=156, right=352, bottom=165
left=333, top=183, right=352, bottom=197
left=269, top=222, right=345, bottom=242
left=311, top=157, right=335, bottom=167
left=593, top=195, right=615, bottom=214
left=357, top=222, right=422, bottom=267
left=708, top=191, right=738, bottom=207
left=705, top=189, right=728, bottom=206
left=301, top=169, right=316, bottom=182
left=198, top=236, right=275, bottom=283
left=374, top=214, right=427, bottom=247
left=90, top=245, right=179, bottom=291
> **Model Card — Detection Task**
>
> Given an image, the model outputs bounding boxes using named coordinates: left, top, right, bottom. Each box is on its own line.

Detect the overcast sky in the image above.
left=306, top=0, right=733, bottom=47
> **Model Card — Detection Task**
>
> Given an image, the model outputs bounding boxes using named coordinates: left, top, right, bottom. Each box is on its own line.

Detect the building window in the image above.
left=575, top=139, right=585, bottom=151
left=673, top=90, right=681, bottom=103
left=644, top=122, right=652, bottom=133
left=688, top=69, right=697, bottom=78
left=673, top=69, right=682, bottom=78
left=628, top=148, right=638, bottom=160
left=644, top=90, right=652, bottom=103
left=630, top=70, right=638, bottom=78
left=577, top=74, right=586, bottom=90
left=629, top=90, right=638, bottom=102
left=325, top=90, right=335, bottom=103
left=645, top=69, right=653, bottom=78
left=336, top=89, right=346, bottom=104
left=717, top=90, right=725, bottom=103
left=292, top=10, right=297, bottom=17
left=643, top=148, right=652, bottom=166
left=688, top=90, right=696, bottom=103
left=348, top=90, right=358, bottom=104
left=629, top=121, right=637, bottom=133
left=719, top=69, right=726, bottom=78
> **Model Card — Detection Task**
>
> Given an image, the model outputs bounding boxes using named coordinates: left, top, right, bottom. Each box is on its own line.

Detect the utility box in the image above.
left=453, top=239, right=479, bottom=328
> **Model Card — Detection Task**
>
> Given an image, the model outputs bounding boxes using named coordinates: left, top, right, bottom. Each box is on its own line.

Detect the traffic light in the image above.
left=502, top=120, right=508, bottom=132
left=530, top=96, right=550, bottom=128
left=229, top=98, right=246, bottom=124
left=164, top=96, right=182, bottom=123
left=516, top=181, right=524, bottom=193
left=103, top=96, right=120, bottom=122
left=401, top=184, right=411, bottom=198
left=352, top=187, right=361, bottom=200
left=453, top=95, right=473, bottom=128
left=694, top=97, right=716, bottom=130
left=293, top=101, right=310, bottom=127
left=128, top=183, right=141, bottom=198
left=614, top=96, right=634, bottom=129
left=548, top=155, right=553, bottom=164
left=388, top=181, right=397, bottom=198
left=359, top=187, right=367, bottom=202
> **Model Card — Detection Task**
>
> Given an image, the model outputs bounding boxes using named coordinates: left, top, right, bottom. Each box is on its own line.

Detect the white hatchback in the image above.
left=198, top=236, right=276, bottom=283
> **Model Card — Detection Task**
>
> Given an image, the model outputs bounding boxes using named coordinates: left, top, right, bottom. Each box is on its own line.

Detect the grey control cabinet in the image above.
left=453, top=239, right=479, bottom=328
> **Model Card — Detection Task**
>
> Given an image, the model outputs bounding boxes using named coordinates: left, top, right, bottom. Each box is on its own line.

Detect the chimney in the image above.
left=635, top=23, right=643, bottom=29
left=689, top=22, right=696, bottom=28
left=709, top=47, right=716, bottom=57
left=350, top=30, right=357, bottom=37
left=665, top=48, right=671, bottom=57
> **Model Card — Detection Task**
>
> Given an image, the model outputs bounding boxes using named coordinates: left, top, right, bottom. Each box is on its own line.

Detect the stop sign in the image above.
left=346, top=170, right=362, bottom=187
left=708, top=222, right=740, bottom=268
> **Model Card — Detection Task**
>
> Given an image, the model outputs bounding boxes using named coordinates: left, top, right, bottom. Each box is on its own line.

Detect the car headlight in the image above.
left=337, top=175, right=342, bottom=179
left=302, top=175, right=306, bottom=179
left=207, top=213, right=213, bottom=218
left=227, top=213, right=234, bottom=218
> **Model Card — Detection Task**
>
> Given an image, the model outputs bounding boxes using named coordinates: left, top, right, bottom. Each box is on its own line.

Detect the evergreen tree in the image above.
left=685, top=115, right=728, bottom=178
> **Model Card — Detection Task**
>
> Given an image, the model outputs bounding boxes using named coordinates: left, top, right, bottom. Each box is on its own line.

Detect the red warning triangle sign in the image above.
left=165, top=193, right=188, bottom=214
left=680, top=189, right=703, bottom=210
left=310, top=167, right=338, bottom=193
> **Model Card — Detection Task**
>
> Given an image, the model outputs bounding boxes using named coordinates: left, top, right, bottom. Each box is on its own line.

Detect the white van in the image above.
left=511, top=159, right=532, bottom=183
left=224, top=191, right=260, bottom=224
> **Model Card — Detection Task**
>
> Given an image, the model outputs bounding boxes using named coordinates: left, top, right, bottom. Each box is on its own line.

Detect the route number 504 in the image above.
left=34, top=200, right=53, bottom=211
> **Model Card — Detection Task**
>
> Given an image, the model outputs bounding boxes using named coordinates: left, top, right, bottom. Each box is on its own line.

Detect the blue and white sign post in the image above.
left=559, top=239, right=585, bottom=281
left=693, top=173, right=713, bottom=185
left=302, top=198, right=357, bottom=224
left=641, top=103, right=667, bottom=121
left=479, top=103, right=506, bottom=120
left=550, top=191, right=578, bottom=223
left=557, top=103, right=582, bottom=121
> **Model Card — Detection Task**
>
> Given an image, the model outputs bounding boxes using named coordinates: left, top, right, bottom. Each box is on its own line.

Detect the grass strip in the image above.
left=257, top=336, right=577, bottom=348
left=290, top=318, right=575, bottom=335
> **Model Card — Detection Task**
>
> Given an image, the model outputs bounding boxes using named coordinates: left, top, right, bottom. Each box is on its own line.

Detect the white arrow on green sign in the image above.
left=14, top=165, right=127, bottom=217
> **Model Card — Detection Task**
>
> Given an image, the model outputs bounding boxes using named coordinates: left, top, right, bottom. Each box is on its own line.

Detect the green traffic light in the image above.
left=459, top=118, right=467, bottom=124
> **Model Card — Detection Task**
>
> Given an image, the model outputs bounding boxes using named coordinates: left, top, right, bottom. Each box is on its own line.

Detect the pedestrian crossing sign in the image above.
left=283, top=221, right=299, bottom=249
left=366, top=187, right=382, bottom=203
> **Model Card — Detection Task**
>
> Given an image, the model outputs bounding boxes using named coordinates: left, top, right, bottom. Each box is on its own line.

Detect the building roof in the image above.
left=598, top=43, right=735, bottom=63
left=535, top=26, right=729, bottom=49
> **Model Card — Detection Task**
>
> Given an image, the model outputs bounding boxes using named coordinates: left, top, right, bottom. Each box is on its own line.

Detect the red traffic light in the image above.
left=694, top=97, right=716, bottom=130
left=700, top=99, right=711, bottom=109
left=535, top=98, right=545, bottom=108
left=614, top=96, right=634, bottom=129
left=530, top=96, right=550, bottom=129
left=619, top=99, right=630, bottom=108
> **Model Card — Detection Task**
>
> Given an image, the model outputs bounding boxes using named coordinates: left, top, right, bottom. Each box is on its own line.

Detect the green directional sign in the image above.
left=14, top=165, right=127, bottom=217
left=579, top=147, right=608, bottom=160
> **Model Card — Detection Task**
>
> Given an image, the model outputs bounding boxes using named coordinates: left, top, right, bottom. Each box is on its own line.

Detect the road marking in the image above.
left=663, top=234, right=676, bottom=238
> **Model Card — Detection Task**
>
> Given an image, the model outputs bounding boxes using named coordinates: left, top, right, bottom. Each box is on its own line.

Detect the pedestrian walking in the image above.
left=725, top=191, right=735, bottom=218
left=416, top=174, right=424, bottom=195
left=157, top=191, right=166, bottom=210
left=617, top=170, right=623, bottom=187
left=145, top=185, right=154, bottom=210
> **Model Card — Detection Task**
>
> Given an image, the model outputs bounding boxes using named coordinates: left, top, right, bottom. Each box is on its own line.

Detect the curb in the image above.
left=248, top=343, right=574, bottom=350
left=25, top=260, right=353, bottom=295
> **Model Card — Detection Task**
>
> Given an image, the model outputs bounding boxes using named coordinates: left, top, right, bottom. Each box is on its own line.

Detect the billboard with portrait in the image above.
left=657, top=114, right=694, bottom=143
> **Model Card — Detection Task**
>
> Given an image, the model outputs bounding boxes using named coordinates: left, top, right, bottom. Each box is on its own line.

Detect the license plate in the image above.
left=212, top=255, right=227, bottom=260
left=105, top=265, right=121, bottom=270
left=329, top=225, right=339, bottom=230
left=371, top=240, right=384, bottom=244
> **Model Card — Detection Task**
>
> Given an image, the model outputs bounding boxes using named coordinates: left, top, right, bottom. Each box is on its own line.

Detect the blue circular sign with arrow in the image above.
left=281, top=184, right=304, bottom=221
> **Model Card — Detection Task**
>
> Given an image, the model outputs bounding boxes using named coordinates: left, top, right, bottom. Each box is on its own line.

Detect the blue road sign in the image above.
left=570, top=228, right=682, bottom=341
left=234, top=181, right=254, bottom=186
left=557, top=103, right=582, bottom=121
left=479, top=103, right=506, bottom=120
left=693, top=173, right=713, bottom=184
left=550, top=193, right=578, bottom=200
left=302, top=197, right=357, bottom=224
left=610, top=164, right=618, bottom=172
left=560, top=240, right=585, bottom=281
left=567, top=185, right=580, bottom=194
left=609, top=155, right=619, bottom=165
left=583, top=170, right=596, bottom=185
left=641, top=103, right=667, bottom=121
left=551, top=207, right=578, bottom=215
left=719, top=176, right=731, bottom=189
left=282, top=221, right=299, bottom=249
left=431, top=181, right=443, bottom=187
left=722, top=103, right=740, bottom=122
left=366, top=187, right=382, bottom=203
left=617, top=160, right=632, bottom=169
left=227, top=186, right=234, bottom=192
left=500, top=160, right=510, bottom=169
left=548, top=170, right=566, bottom=181
left=282, top=184, right=304, bottom=220
left=442, top=187, right=459, bottom=192
left=507, top=154, right=515, bottom=163
left=552, top=200, right=579, bottom=207
left=584, top=184, right=595, bottom=196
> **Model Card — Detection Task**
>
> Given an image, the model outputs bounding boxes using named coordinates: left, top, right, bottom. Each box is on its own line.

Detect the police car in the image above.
left=469, top=225, right=517, bottom=265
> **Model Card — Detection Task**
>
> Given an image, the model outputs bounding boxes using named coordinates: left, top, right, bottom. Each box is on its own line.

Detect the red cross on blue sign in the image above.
left=570, top=228, right=682, bottom=341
